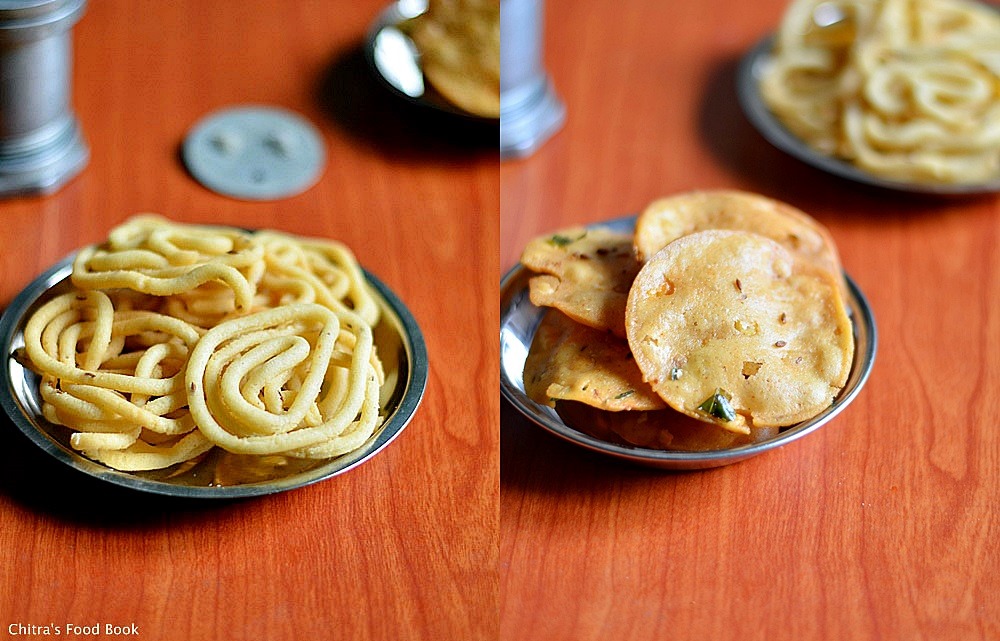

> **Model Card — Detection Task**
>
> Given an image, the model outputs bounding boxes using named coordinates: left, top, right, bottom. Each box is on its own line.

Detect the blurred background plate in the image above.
left=500, top=216, right=877, bottom=470
left=737, top=35, right=1000, bottom=196
left=0, top=252, right=428, bottom=498
left=365, top=0, right=499, bottom=124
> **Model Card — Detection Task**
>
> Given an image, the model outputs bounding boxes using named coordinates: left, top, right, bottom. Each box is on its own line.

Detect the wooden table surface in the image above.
left=501, top=1, right=999, bottom=640
left=0, top=2, right=498, bottom=641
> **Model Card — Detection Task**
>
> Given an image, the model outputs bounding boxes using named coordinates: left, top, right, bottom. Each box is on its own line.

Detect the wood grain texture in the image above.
left=0, top=2, right=498, bottom=640
left=501, top=1, right=1000, bottom=640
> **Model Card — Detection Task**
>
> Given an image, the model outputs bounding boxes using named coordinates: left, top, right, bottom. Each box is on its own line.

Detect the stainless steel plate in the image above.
left=500, top=216, right=877, bottom=470
left=0, top=252, right=428, bottom=498
left=737, top=35, right=1000, bottom=196
left=364, top=0, right=499, bottom=124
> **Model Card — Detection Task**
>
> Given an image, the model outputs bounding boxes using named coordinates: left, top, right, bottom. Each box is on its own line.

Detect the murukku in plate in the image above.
left=1, top=215, right=427, bottom=493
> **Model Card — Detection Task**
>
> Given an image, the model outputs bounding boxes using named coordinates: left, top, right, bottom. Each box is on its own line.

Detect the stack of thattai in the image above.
left=521, top=190, right=855, bottom=451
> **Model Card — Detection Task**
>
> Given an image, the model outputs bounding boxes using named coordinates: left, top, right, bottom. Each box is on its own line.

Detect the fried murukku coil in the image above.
left=72, top=214, right=265, bottom=312
left=21, top=216, right=385, bottom=474
left=185, top=303, right=383, bottom=457
left=760, top=0, right=1000, bottom=184
left=23, top=289, right=202, bottom=396
left=23, top=289, right=211, bottom=470
left=255, top=231, right=380, bottom=327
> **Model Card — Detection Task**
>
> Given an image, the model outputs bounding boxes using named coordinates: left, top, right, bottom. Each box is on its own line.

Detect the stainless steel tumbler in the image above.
left=500, top=0, right=564, bottom=158
left=0, top=0, right=88, bottom=196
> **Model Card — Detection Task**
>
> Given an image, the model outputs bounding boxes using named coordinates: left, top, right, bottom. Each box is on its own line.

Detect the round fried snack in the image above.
left=625, top=230, right=854, bottom=433
left=406, top=0, right=500, bottom=118
left=521, top=226, right=640, bottom=338
left=633, top=190, right=843, bottom=289
left=523, top=310, right=666, bottom=412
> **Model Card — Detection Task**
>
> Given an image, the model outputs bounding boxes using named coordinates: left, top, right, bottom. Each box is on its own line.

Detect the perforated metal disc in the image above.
left=182, top=106, right=326, bottom=201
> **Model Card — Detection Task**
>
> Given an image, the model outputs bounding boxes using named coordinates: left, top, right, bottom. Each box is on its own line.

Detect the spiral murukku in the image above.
left=255, top=231, right=380, bottom=326
left=185, top=303, right=383, bottom=457
left=23, top=289, right=211, bottom=470
left=72, top=214, right=265, bottom=312
left=21, top=216, right=385, bottom=475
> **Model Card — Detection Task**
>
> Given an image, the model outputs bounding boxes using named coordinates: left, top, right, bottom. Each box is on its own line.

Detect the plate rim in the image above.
left=736, top=34, right=1000, bottom=197
left=500, top=215, right=878, bottom=469
left=0, top=250, right=429, bottom=499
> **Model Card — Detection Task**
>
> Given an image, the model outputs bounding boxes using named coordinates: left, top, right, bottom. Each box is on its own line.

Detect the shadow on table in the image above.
left=315, top=41, right=498, bottom=162
left=500, top=399, right=712, bottom=498
left=0, top=420, right=238, bottom=527
left=695, top=55, right=989, bottom=217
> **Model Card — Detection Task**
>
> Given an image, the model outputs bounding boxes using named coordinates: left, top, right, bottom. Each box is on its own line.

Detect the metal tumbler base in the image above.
left=0, top=118, right=88, bottom=197
left=500, top=77, right=565, bottom=159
